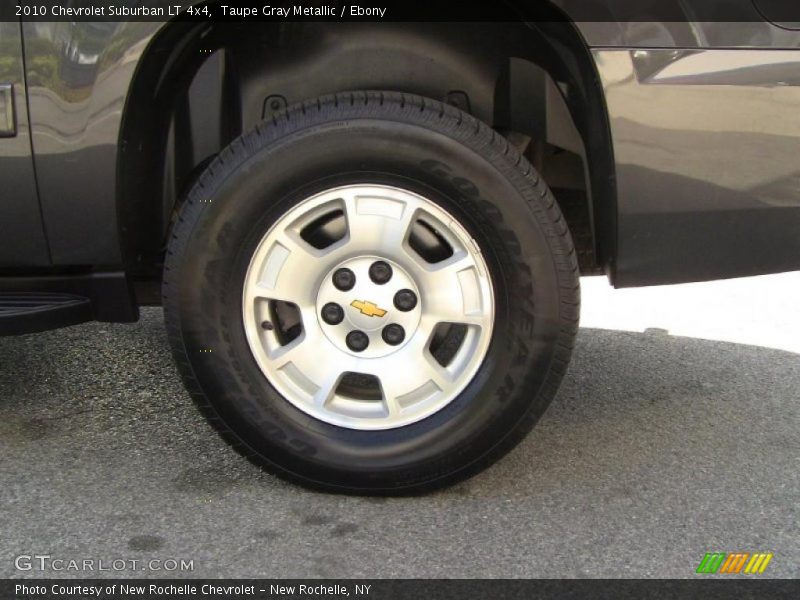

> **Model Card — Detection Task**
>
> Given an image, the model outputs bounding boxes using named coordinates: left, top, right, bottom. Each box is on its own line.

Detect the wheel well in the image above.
left=118, top=16, right=616, bottom=283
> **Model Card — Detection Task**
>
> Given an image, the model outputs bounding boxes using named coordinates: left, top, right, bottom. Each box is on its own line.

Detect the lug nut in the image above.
left=346, top=330, right=370, bottom=352
left=393, top=289, right=418, bottom=312
left=382, top=324, right=405, bottom=346
left=321, top=303, right=344, bottom=325
left=332, top=268, right=355, bottom=291
left=369, top=260, right=393, bottom=285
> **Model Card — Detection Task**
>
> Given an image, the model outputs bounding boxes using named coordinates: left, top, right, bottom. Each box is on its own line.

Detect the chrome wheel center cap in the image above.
left=317, top=256, right=421, bottom=359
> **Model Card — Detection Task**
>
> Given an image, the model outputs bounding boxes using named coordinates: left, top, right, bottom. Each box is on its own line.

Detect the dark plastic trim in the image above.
left=0, top=292, right=92, bottom=335
left=0, top=270, right=139, bottom=325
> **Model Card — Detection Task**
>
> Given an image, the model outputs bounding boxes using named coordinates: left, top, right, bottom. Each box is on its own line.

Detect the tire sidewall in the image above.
left=168, top=109, right=567, bottom=490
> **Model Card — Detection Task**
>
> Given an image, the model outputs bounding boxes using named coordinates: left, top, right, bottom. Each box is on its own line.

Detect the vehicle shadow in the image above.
left=0, top=309, right=795, bottom=494
left=460, top=325, right=798, bottom=497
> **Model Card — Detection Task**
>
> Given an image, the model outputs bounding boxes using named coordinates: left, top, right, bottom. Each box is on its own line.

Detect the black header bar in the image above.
left=5, top=579, right=800, bottom=600
left=3, top=0, right=800, bottom=23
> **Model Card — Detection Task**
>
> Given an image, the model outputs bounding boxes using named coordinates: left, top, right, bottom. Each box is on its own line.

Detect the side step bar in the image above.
left=0, top=271, right=138, bottom=335
left=0, top=292, right=93, bottom=335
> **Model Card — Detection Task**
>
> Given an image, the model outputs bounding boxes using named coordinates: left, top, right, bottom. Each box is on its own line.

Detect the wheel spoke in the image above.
left=423, top=292, right=487, bottom=327
left=340, top=191, right=416, bottom=255
left=371, top=333, right=452, bottom=410
left=311, top=370, right=343, bottom=409
left=271, top=328, right=322, bottom=371
left=419, top=253, right=489, bottom=326
left=244, top=233, right=321, bottom=308
left=271, top=331, right=357, bottom=406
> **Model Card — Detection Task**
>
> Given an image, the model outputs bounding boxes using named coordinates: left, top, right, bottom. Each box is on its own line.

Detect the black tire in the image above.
left=163, top=91, right=579, bottom=494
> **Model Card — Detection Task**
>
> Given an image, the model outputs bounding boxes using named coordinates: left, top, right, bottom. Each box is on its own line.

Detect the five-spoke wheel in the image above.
left=242, top=185, right=494, bottom=430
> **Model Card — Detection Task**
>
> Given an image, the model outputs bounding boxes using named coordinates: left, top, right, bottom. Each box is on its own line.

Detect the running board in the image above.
left=0, top=292, right=93, bottom=335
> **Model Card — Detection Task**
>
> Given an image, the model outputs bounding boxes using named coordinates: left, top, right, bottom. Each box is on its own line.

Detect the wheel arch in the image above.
left=117, top=8, right=617, bottom=285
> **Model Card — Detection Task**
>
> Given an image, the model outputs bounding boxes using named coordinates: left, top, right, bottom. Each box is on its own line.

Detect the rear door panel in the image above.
left=0, top=22, right=49, bottom=267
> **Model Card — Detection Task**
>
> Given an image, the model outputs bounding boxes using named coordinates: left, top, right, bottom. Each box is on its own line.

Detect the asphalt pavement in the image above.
left=1, top=276, right=798, bottom=578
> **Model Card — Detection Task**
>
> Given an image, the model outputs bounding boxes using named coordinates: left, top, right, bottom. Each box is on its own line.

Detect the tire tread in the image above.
left=163, top=91, right=580, bottom=494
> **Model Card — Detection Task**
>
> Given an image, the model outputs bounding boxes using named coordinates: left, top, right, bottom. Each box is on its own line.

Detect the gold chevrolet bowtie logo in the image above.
left=350, top=300, right=387, bottom=318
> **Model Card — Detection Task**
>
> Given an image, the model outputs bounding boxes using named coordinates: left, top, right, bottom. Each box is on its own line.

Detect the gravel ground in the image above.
left=1, top=287, right=798, bottom=578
